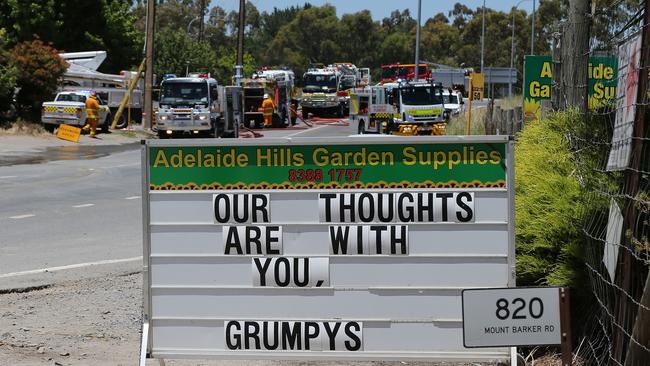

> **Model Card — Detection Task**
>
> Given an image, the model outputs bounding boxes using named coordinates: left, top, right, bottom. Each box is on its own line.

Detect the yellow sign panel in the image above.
left=470, top=73, right=485, bottom=101
left=56, top=124, right=81, bottom=143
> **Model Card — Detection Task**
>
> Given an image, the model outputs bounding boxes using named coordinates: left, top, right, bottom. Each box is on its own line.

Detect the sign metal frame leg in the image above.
left=560, top=287, right=573, bottom=366
left=139, top=319, right=149, bottom=366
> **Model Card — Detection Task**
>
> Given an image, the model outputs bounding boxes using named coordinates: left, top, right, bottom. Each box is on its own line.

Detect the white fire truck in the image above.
left=349, top=81, right=447, bottom=135
left=155, top=74, right=222, bottom=138
left=301, top=63, right=370, bottom=118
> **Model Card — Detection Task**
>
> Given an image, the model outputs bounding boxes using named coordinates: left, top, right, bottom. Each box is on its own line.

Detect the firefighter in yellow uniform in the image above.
left=84, top=91, right=100, bottom=138
left=262, top=93, right=275, bottom=128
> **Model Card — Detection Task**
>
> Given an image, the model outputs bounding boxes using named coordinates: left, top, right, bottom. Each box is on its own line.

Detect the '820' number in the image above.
left=495, top=297, right=544, bottom=320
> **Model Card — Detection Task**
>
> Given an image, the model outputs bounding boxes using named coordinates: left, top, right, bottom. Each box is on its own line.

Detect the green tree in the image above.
left=10, top=39, right=67, bottom=120
left=0, top=29, right=17, bottom=119
left=266, top=5, right=342, bottom=76
left=2, top=0, right=142, bottom=73
left=338, top=11, right=381, bottom=68
left=378, top=31, right=413, bottom=66
left=96, top=0, right=144, bottom=72
left=249, top=4, right=308, bottom=67
left=204, top=6, right=231, bottom=51
left=420, top=16, right=460, bottom=66
left=0, top=0, right=59, bottom=45
left=154, top=26, right=217, bottom=81
left=213, top=49, right=256, bottom=85
left=448, top=3, right=474, bottom=31
left=381, top=9, right=416, bottom=33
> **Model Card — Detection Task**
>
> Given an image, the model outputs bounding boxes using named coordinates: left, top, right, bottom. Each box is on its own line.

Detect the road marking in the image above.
left=9, top=214, right=35, bottom=219
left=286, top=125, right=327, bottom=137
left=125, top=196, right=141, bottom=200
left=0, top=176, right=17, bottom=179
left=107, top=163, right=139, bottom=169
left=0, top=256, right=143, bottom=279
left=72, top=203, right=95, bottom=208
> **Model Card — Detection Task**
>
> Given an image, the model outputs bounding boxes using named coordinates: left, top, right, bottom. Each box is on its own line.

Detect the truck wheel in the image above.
left=358, top=119, right=365, bottom=134
left=157, top=130, right=168, bottom=139
left=43, top=124, right=55, bottom=133
left=338, top=104, right=348, bottom=118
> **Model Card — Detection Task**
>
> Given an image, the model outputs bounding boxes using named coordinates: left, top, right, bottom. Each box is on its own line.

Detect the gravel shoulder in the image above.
left=0, top=272, right=141, bottom=366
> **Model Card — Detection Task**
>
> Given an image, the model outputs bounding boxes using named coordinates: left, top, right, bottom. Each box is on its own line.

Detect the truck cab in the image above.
left=155, top=76, right=221, bottom=138
left=384, top=81, right=446, bottom=135
left=301, top=63, right=362, bottom=118
left=442, top=89, right=465, bottom=118
left=301, top=70, right=342, bottom=118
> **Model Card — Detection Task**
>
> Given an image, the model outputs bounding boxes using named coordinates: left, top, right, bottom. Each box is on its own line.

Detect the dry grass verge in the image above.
left=446, top=107, right=487, bottom=135
left=0, top=120, right=49, bottom=137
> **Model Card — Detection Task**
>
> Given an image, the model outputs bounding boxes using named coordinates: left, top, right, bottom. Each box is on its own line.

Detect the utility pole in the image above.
left=414, top=0, right=421, bottom=80
left=559, top=0, right=590, bottom=112
left=551, top=22, right=563, bottom=110
left=531, top=0, right=536, bottom=55
left=199, top=0, right=205, bottom=42
left=143, top=0, right=155, bottom=130
left=510, top=0, right=531, bottom=97
left=622, top=1, right=650, bottom=364
left=480, top=0, right=486, bottom=72
left=234, top=0, right=245, bottom=86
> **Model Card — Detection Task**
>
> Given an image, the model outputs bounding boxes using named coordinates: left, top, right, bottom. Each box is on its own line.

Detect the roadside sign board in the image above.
left=462, top=287, right=561, bottom=347
left=523, top=55, right=618, bottom=122
left=141, top=136, right=514, bottom=363
left=56, top=124, right=81, bottom=143
left=470, top=73, right=484, bottom=101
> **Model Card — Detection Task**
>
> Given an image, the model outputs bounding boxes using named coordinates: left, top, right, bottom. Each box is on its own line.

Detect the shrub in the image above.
left=10, top=38, right=67, bottom=121
left=515, top=110, right=609, bottom=288
left=0, top=28, right=17, bottom=122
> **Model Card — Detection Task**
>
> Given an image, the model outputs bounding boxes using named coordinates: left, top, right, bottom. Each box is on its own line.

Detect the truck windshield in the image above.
left=443, top=94, right=459, bottom=104
left=160, top=82, right=208, bottom=105
left=303, top=74, right=337, bottom=93
left=56, top=94, right=86, bottom=103
left=400, top=86, right=443, bottom=106
left=339, top=76, right=356, bottom=90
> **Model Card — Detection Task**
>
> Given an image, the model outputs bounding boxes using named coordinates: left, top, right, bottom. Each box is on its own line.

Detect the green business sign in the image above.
left=148, top=142, right=507, bottom=190
left=523, top=55, right=617, bottom=122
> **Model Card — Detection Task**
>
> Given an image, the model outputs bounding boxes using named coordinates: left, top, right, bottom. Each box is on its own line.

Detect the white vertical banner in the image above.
left=607, top=33, right=642, bottom=171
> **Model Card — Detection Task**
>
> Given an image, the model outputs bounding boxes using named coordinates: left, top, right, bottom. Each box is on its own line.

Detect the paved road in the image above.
left=0, top=123, right=351, bottom=290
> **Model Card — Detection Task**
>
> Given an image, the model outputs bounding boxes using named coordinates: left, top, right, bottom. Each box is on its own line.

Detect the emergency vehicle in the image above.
left=442, top=89, right=465, bottom=118
left=349, top=80, right=447, bottom=135
left=155, top=73, right=222, bottom=138
left=380, top=63, right=431, bottom=83
left=301, top=63, right=370, bottom=118
left=41, top=90, right=110, bottom=132
left=241, top=69, right=297, bottom=128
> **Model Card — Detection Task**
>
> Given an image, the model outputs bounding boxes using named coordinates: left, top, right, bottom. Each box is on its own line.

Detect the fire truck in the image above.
left=301, top=63, right=370, bottom=118
left=349, top=80, right=447, bottom=135
left=155, top=73, right=224, bottom=138
left=241, top=69, right=298, bottom=128
left=380, top=63, right=431, bottom=84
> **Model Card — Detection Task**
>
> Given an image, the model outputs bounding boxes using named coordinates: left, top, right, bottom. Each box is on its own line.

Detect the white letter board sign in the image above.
left=141, top=136, right=515, bottom=362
